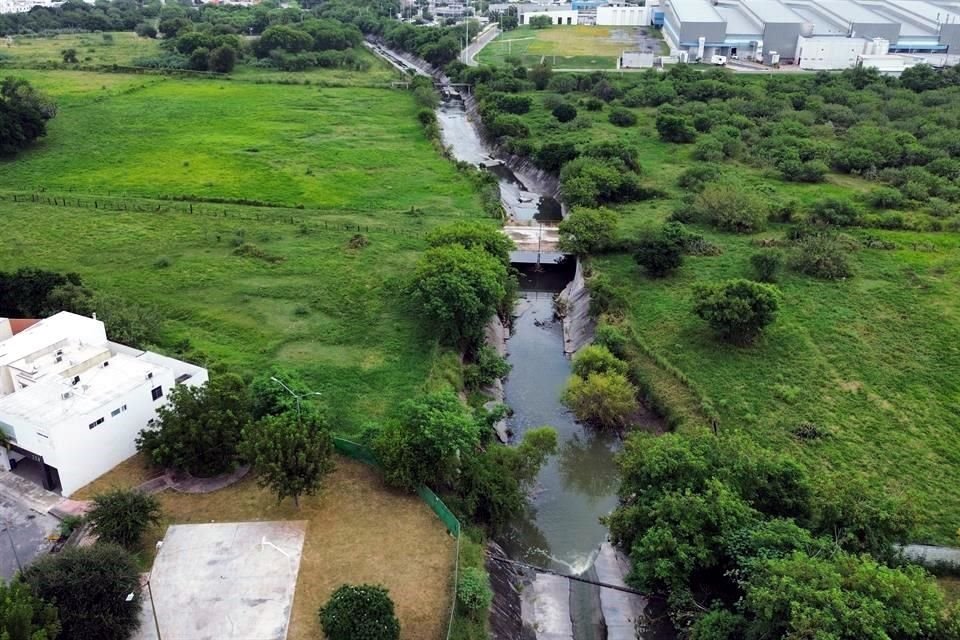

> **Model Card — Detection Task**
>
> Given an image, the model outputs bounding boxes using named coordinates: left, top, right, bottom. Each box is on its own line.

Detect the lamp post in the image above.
left=269, top=377, right=322, bottom=420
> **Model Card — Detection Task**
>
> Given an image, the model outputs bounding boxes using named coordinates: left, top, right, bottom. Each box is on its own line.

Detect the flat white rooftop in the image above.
left=787, top=3, right=849, bottom=32
left=137, top=521, right=307, bottom=640
left=670, top=0, right=725, bottom=23
left=716, top=4, right=763, bottom=32
left=740, top=0, right=807, bottom=23
left=819, top=0, right=895, bottom=23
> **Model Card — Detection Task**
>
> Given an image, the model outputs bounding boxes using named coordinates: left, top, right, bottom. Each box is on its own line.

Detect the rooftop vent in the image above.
left=61, top=391, right=72, bottom=400
left=71, top=375, right=80, bottom=386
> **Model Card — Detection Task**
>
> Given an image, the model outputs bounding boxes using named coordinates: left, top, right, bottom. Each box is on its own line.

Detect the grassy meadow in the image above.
left=0, top=31, right=162, bottom=66
left=505, top=87, right=960, bottom=543
left=0, top=66, right=488, bottom=433
left=478, top=25, right=659, bottom=70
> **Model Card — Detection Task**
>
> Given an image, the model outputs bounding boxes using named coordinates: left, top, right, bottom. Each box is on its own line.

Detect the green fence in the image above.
left=332, top=437, right=462, bottom=640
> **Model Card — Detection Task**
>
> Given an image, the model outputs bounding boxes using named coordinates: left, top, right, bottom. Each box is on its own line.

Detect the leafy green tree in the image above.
left=22, top=544, right=140, bottom=640
left=808, top=197, right=861, bottom=226
left=456, top=427, right=557, bottom=531
left=535, top=140, right=578, bottom=171
left=789, top=233, right=852, bottom=280
left=137, top=374, right=252, bottom=477
left=47, top=287, right=161, bottom=349
left=656, top=110, right=696, bottom=143
left=571, top=345, right=627, bottom=378
left=255, top=25, right=314, bottom=57
left=551, top=102, right=577, bottom=123
left=608, top=107, right=637, bottom=127
left=0, top=78, right=57, bottom=156
left=61, top=48, right=78, bottom=63
left=88, top=488, right=163, bottom=549
left=426, top=222, right=513, bottom=265
left=558, top=208, right=619, bottom=255
left=463, top=344, right=510, bottom=390
left=562, top=372, right=638, bottom=429
left=749, top=251, right=782, bottom=283
left=241, top=411, right=334, bottom=507
left=0, top=267, right=80, bottom=317
left=374, top=391, right=482, bottom=490
left=742, top=551, right=944, bottom=640
left=319, top=584, right=400, bottom=640
left=528, top=14, right=553, bottom=28
left=692, top=279, right=782, bottom=344
left=0, top=579, right=60, bottom=640
left=409, top=245, right=511, bottom=349
left=634, top=232, right=684, bottom=277
left=528, top=62, right=552, bottom=90
left=249, top=367, right=321, bottom=421
left=135, top=22, right=157, bottom=38
left=208, top=45, right=237, bottom=73
left=692, top=181, right=768, bottom=233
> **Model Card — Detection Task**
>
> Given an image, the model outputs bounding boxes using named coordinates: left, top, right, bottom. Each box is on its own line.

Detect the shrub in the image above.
left=562, top=372, right=638, bottom=429
left=88, top=488, right=162, bottom=549
left=634, top=232, right=683, bottom=277
left=750, top=251, right=783, bottom=283
left=464, top=345, right=511, bottom=389
left=656, top=109, right=696, bottom=143
left=552, top=102, right=578, bottom=123
left=22, top=544, right=140, bottom=640
left=693, top=181, right=768, bottom=233
left=489, top=113, right=530, bottom=138
left=867, top=187, right=906, bottom=210
left=692, top=279, right=782, bottom=344
left=558, top=208, right=619, bottom=255
left=319, top=584, right=400, bottom=640
left=693, top=136, right=725, bottom=162
left=608, top=107, right=637, bottom=127
left=677, top=164, right=723, bottom=192
left=547, top=75, right=577, bottom=93
left=572, top=345, right=628, bottom=378
left=594, top=322, right=629, bottom=359
left=789, top=234, right=852, bottom=280
left=587, top=274, right=628, bottom=317
left=0, top=579, right=59, bottom=640
left=457, top=567, right=493, bottom=617
left=560, top=158, right=645, bottom=208
left=808, top=197, right=861, bottom=226
left=535, top=140, right=579, bottom=171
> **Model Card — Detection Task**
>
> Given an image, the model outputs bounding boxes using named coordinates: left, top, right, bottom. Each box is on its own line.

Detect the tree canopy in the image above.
left=0, top=77, right=56, bottom=156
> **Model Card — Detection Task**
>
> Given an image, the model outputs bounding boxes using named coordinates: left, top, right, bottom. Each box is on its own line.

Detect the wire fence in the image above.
left=0, top=190, right=435, bottom=240
left=332, top=436, right=461, bottom=640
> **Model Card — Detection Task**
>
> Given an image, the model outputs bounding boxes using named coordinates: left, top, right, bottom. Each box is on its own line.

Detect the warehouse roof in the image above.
left=739, top=0, right=806, bottom=23
left=716, top=4, right=762, bottom=32
left=669, top=0, right=724, bottom=23
left=787, top=3, right=849, bottom=32
left=818, top=0, right=895, bottom=24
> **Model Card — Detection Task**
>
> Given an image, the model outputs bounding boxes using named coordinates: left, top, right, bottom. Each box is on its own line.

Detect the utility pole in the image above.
left=2, top=521, right=21, bottom=574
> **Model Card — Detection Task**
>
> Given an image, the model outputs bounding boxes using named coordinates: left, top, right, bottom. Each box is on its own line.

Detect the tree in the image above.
left=135, top=22, right=157, bottom=38
left=528, top=14, right=553, bottom=28
left=425, top=222, right=513, bottom=265
left=255, top=25, right=314, bottom=57
left=47, top=287, right=161, bottom=349
left=409, top=245, right=511, bottom=349
left=562, top=372, right=638, bottom=429
left=535, top=140, right=578, bottom=171
left=374, top=391, right=482, bottom=490
left=571, top=345, right=627, bottom=378
left=789, top=233, right=852, bottom=280
left=136, top=374, right=252, bottom=477
left=749, top=251, right=782, bottom=283
left=634, top=232, right=683, bottom=277
left=0, top=78, right=57, bottom=156
left=0, top=268, right=80, bottom=317
left=22, top=544, right=140, bottom=640
left=61, top=48, right=78, bottom=63
left=692, top=279, right=782, bottom=344
left=551, top=102, right=577, bottom=123
left=608, top=107, right=637, bottom=127
left=0, top=579, right=60, bottom=640
left=88, top=488, right=162, bottom=549
left=742, top=551, right=944, bottom=640
left=319, top=584, right=400, bottom=640
left=692, top=181, right=768, bottom=233
left=241, top=412, right=334, bottom=507
left=208, top=45, right=236, bottom=73
left=656, top=110, right=696, bottom=143
left=558, top=208, right=619, bottom=255
left=808, top=197, right=861, bottom=226
left=528, top=62, right=552, bottom=90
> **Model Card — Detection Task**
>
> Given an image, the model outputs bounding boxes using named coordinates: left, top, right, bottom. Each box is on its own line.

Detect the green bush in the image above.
left=558, top=208, right=619, bottom=255
left=692, top=279, right=782, bottom=344
left=594, top=322, right=629, bottom=359
left=789, top=234, right=852, bottom=280
left=607, top=107, right=637, bottom=127
left=0, top=579, right=59, bottom=640
left=88, top=488, right=162, bottom=549
left=867, top=187, right=906, bottom=210
left=693, top=181, right=768, bottom=233
left=552, top=102, right=578, bottom=123
left=562, top=372, right=638, bottom=429
left=634, top=232, right=683, bottom=277
left=572, top=344, right=628, bottom=378
left=464, top=345, right=511, bottom=389
left=808, top=197, right=861, bottom=227
left=750, top=251, right=783, bottom=283
left=457, top=567, right=493, bottom=617
left=319, top=584, right=400, bottom=640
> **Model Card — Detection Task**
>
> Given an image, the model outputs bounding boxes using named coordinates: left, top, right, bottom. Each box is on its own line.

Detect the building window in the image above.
left=88, top=417, right=105, bottom=429
left=122, top=404, right=128, bottom=412
left=151, top=386, right=163, bottom=401
left=111, top=408, right=121, bottom=417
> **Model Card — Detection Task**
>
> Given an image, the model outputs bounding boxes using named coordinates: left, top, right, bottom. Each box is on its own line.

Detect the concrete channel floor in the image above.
left=0, top=471, right=60, bottom=580
left=136, top=521, right=307, bottom=640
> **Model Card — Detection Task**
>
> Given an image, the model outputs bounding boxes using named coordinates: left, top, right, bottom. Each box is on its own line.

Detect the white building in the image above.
left=0, top=312, right=207, bottom=496
left=0, top=0, right=63, bottom=13
left=597, top=4, right=651, bottom=25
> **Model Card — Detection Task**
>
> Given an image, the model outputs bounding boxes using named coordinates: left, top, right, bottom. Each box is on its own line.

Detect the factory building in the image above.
left=662, top=0, right=960, bottom=63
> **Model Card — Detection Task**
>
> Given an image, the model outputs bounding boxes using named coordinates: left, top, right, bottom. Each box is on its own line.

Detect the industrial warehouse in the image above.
left=662, top=0, right=960, bottom=68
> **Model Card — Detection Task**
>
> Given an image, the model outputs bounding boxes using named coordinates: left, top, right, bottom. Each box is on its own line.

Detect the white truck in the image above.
left=710, top=54, right=727, bottom=65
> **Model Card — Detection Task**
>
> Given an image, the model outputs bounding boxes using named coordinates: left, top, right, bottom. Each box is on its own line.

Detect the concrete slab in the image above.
left=0, top=475, right=59, bottom=579
left=521, top=573, right=574, bottom=640
left=138, top=521, right=307, bottom=640
left=594, top=542, right=649, bottom=640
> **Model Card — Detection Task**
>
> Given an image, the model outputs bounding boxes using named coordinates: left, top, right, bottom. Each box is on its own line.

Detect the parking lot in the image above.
left=0, top=472, right=60, bottom=579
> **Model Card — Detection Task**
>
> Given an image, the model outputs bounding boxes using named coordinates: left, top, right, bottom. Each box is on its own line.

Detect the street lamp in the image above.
left=269, top=377, right=322, bottom=420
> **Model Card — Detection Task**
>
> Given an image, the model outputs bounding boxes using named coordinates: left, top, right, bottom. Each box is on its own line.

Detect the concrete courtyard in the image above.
left=0, top=470, right=60, bottom=580
left=137, top=521, right=307, bottom=640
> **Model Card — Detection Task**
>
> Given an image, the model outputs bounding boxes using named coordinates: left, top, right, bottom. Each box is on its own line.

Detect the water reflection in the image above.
left=558, top=432, right=621, bottom=502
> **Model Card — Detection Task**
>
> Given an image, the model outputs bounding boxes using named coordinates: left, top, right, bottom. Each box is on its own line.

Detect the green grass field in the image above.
left=508, top=89, right=960, bottom=543
left=478, top=25, right=658, bottom=69
left=0, top=69, right=487, bottom=432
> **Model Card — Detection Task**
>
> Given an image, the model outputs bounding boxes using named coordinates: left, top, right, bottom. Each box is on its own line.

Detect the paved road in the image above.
left=466, top=25, right=500, bottom=66
left=0, top=483, right=59, bottom=579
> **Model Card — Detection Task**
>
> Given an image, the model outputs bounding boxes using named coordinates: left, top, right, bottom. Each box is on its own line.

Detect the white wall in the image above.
left=47, top=370, right=176, bottom=496
left=597, top=5, right=650, bottom=26
left=797, top=35, right=869, bottom=69
left=522, top=10, right=579, bottom=25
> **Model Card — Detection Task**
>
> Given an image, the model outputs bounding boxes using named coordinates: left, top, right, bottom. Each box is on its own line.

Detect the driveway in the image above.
left=0, top=471, right=61, bottom=579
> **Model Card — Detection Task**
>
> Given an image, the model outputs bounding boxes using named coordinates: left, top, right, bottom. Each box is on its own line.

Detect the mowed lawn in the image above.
left=478, top=25, right=652, bottom=69
left=0, top=72, right=489, bottom=431
left=0, top=71, right=476, bottom=213
left=597, top=229, right=960, bottom=543
left=74, top=455, right=456, bottom=640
